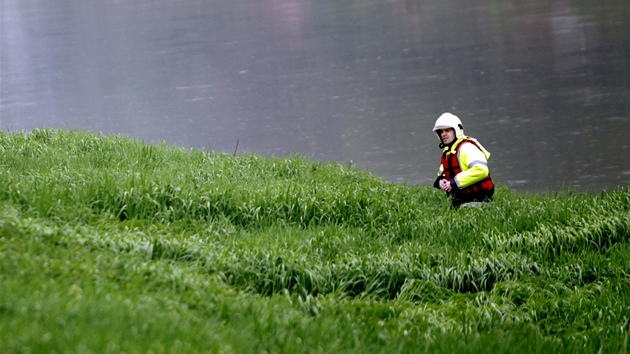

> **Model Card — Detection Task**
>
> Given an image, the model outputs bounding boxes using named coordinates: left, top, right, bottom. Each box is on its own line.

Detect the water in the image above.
left=1, top=0, right=629, bottom=192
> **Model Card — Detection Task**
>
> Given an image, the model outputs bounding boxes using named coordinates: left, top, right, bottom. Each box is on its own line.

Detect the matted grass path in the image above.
left=1, top=129, right=628, bottom=353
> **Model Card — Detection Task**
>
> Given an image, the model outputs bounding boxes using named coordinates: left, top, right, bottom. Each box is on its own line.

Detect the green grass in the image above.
left=1, top=128, right=628, bottom=353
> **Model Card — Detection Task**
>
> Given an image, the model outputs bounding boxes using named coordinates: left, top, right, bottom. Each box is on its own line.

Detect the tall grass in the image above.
left=1, top=129, right=628, bottom=353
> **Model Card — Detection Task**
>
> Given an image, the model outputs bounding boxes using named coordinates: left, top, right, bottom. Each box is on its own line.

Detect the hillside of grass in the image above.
left=1, top=129, right=629, bottom=353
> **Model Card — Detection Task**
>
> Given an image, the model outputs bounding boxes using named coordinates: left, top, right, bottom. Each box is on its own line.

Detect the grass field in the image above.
left=1, top=129, right=628, bottom=353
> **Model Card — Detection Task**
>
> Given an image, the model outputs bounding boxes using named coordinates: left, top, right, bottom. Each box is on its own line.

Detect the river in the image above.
left=1, top=0, right=629, bottom=192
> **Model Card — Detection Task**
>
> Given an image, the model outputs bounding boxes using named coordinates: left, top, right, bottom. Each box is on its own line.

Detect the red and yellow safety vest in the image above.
left=441, top=139, right=494, bottom=196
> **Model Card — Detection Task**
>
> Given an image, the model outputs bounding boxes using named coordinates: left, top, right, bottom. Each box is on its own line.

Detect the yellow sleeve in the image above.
left=437, top=164, right=444, bottom=177
left=453, top=142, right=489, bottom=189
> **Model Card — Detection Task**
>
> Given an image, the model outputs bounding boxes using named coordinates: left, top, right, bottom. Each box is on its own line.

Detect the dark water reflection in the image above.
left=1, top=0, right=629, bottom=192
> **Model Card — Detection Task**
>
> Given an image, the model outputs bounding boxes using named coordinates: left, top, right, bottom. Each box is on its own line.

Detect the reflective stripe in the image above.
left=468, top=160, right=488, bottom=168
left=454, top=176, right=463, bottom=189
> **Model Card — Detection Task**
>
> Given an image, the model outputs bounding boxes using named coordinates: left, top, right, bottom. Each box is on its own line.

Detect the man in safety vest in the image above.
left=432, top=112, right=494, bottom=208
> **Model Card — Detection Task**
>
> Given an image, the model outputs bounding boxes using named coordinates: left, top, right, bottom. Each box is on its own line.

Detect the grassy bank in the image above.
left=1, top=129, right=628, bottom=353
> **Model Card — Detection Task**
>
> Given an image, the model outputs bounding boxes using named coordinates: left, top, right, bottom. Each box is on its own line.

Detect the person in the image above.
left=432, top=112, right=494, bottom=208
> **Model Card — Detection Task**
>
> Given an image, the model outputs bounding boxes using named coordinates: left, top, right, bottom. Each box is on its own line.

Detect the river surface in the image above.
left=1, top=0, right=629, bottom=192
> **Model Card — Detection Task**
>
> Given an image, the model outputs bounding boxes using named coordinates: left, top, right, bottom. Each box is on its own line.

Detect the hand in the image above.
left=439, top=179, right=452, bottom=192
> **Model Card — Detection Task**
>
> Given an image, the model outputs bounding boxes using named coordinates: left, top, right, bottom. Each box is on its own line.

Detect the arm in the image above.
left=451, top=142, right=490, bottom=190
left=433, top=165, right=445, bottom=189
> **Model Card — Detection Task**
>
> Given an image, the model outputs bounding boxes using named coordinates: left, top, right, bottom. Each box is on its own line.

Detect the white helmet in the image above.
left=433, top=112, right=465, bottom=139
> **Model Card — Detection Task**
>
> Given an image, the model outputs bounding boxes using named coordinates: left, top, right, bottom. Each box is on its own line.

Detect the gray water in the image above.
left=1, top=0, right=629, bottom=192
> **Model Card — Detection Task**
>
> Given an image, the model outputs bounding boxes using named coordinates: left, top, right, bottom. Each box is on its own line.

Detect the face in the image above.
left=437, top=128, right=456, bottom=144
